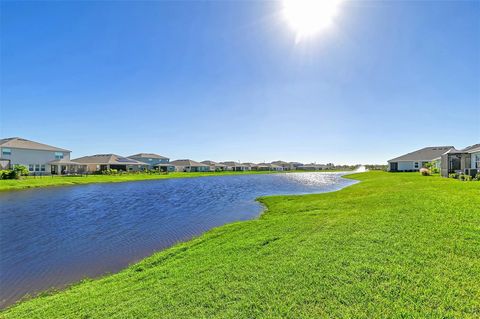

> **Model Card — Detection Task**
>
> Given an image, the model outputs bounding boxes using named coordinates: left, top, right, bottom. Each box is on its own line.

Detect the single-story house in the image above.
left=289, top=162, right=304, bottom=170
left=296, top=163, right=329, bottom=171
left=220, top=161, right=250, bottom=171
left=128, top=153, right=169, bottom=169
left=271, top=161, right=294, bottom=171
left=252, top=163, right=283, bottom=171
left=167, top=159, right=210, bottom=172
left=387, top=146, right=454, bottom=172
left=440, top=144, right=480, bottom=177
left=201, top=160, right=227, bottom=171
left=0, top=137, right=86, bottom=175
left=242, top=163, right=255, bottom=170
left=73, top=154, right=149, bottom=172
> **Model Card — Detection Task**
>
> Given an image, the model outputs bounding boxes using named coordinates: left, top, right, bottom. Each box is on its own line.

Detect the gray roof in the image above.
left=220, top=161, right=248, bottom=167
left=0, top=137, right=70, bottom=152
left=168, top=159, right=208, bottom=167
left=271, top=161, right=290, bottom=166
left=461, top=143, right=480, bottom=153
left=128, top=153, right=169, bottom=160
left=72, top=154, right=148, bottom=166
left=388, top=146, right=454, bottom=162
left=254, top=163, right=281, bottom=168
left=242, top=162, right=255, bottom=167
left=48, top=159, right=85, bottom=165
left=201, top=160, right=227, bottom=167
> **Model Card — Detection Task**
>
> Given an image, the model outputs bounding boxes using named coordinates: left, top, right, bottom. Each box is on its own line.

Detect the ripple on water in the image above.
left=0, top=172, right=357, bottom=308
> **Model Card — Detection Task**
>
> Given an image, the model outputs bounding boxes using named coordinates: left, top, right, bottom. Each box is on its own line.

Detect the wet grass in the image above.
left=2, top=171, right=479, bottom=318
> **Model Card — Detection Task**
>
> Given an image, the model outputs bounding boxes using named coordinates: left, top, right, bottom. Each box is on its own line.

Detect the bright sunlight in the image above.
left=282, top=0, right=342, bottom=40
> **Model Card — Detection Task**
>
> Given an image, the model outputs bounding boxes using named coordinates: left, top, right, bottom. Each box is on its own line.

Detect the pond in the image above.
left=0, top=172, right=356, bottom=308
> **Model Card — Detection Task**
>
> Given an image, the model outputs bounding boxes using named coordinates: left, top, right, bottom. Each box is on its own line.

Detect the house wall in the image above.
left=397, top=161, right=417, bottom=171
left=128, top=156, right=169, bottom=168
left=471, top=152, right=480, bottom=169
left=0, top=147, right=70, bottom=174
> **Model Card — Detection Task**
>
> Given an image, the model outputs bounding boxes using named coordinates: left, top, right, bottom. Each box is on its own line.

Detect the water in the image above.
left=0, top=172, right=356, bottom=308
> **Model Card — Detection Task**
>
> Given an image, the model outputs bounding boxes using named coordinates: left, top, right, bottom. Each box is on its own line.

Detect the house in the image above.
left=128, top=153, right=169, bottom=169
left=387, top=146, right=454, bottom=172
left=440, top=144, right=480, bottom=177
left=242, top=163, right=255, bottom=170
left=220, top=161, right=250, bottom=171
left=0, top=137, right=86, bottom=175
left=251, top=163, right=270, bottom=171
left=271, top=161, right=294, bottom=171
left=167, top=159, right=210, bottom=172
left=252, top=163, right=283, bottom=171
left=201, top=160, right=227, bottom=171
left=289, top=162, right=304, bottom=170
left=297, top=163, right=329, bottom=171
left=73, top=154, right=149, bottom=172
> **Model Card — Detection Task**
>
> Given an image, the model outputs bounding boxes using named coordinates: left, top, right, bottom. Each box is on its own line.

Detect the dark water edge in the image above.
left=0, top=172, right=358, bottom=308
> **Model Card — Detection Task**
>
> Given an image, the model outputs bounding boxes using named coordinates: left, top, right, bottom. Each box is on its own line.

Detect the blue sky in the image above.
left=1, top=1, right=479, bottom=164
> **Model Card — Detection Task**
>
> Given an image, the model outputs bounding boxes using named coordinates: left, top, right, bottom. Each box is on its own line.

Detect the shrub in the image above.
left=474, top=173, right=480, bottom=181
left=13, top=165, right=29, bottom=176
left=101, top=168, right=119, bottom=175
left=0, top=169, right=19, bottom=179
left=448, top=173, right=458, bottom=179
left=419, top=168, right=431, bottom=176
left=458, top=174, right=472, bottom=181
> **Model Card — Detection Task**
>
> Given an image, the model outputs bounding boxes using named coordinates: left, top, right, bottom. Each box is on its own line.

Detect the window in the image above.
left=55, top=152, right=64, bottom=160
left=29, top=164, right=34, bottom=171
left=40, top=165, right=46, bottom=172
left=35, top=164, right=40, bottom=172
left=2, top=148, right=11, bottom=156
left=476, top=154, right=480, bottom=169
left=414, top=162, right=419, bottom=169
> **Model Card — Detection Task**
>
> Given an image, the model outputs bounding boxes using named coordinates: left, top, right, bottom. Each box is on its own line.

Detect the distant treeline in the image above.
left=365, top=164, right=388, bottom=171
left=331, top=165, right=360, bottom=171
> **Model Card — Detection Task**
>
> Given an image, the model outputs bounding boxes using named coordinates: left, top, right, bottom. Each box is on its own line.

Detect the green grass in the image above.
left=3, top=172, right=479, bottom=318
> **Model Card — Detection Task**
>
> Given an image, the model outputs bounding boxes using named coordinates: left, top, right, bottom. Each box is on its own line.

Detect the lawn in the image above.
left=2, top=172, right=479, bottom=318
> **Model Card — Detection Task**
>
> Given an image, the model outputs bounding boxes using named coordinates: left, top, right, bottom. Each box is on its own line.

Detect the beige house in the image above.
left=167, top=159, right=210, bottom=172
left=0, top=137, right=86, bottom=175
left=201, top=160, right=227, bottom=171
left=73, top=154, right=148, bottom=172
left=220, top=161, right=250, bottom=171
left=252, top=163, right=283, bottom=171
left=271, top=161, right=294, bottom=171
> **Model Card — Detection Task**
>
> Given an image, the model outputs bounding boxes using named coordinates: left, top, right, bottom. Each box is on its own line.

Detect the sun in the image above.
left=282, top=0, right=342, bottom=40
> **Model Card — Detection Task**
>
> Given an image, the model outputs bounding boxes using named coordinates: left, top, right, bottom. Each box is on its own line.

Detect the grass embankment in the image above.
left=3, top=172, right=480, bottom=318
left=0, top=170, right=294, bottom=192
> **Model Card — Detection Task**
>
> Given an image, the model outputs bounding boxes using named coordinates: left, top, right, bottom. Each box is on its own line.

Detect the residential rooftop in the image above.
left=388, top=146, right=455, bottom=162
left=0, top=137, right=70, bottom=152
left=73, top=154, right=147, bottom=165
left=128, top=153, right=169, bottom=160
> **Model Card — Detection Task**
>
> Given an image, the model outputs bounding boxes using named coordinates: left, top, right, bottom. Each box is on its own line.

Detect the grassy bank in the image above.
left=3, top=172, right=479, bottom=318
left=0, top=170, right=302, bottom=192
left=0, top=170, right=352, bottom=192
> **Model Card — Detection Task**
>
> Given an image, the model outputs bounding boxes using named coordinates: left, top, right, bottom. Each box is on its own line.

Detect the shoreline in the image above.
left=1, top=171, right=358, bottom=309
left=0, top=169, right=354, bottom=192
left=3, top=172, right=479, bottom=317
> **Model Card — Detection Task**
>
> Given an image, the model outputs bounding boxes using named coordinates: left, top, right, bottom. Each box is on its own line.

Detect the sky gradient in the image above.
left=1, top=1, right=479, bottom=164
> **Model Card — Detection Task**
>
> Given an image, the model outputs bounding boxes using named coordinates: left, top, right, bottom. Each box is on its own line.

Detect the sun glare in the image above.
left=282, top=0, right=342, bottom=40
